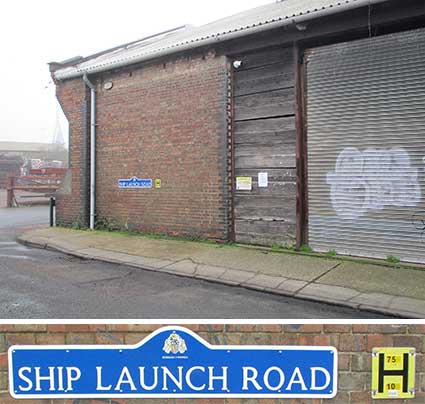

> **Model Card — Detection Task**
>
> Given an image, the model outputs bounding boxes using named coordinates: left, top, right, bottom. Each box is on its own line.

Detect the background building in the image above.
left=0, top=142, right=67, bottom=188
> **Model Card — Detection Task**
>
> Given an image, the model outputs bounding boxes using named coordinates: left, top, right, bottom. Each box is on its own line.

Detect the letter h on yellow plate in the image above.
left=371, top=347, right=415, bottom=399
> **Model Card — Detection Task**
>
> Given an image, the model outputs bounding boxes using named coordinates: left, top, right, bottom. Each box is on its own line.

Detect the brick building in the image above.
left=50, top=0, right=425, bottom=263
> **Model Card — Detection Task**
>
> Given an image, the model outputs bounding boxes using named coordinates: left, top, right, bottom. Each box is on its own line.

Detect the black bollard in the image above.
left=50, top=197, right=56, bottom=227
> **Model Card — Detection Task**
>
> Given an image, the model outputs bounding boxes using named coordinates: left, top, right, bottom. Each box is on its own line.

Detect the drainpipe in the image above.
left=83, top=73, right=96, bottom=230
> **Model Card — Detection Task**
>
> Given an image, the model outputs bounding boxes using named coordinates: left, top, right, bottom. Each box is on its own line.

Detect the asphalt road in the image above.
left=0, top=206, right=392, bottom=319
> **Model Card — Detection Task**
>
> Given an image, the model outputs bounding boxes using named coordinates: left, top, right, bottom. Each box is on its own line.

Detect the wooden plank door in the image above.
left=233, top=47, right=297, bottom=246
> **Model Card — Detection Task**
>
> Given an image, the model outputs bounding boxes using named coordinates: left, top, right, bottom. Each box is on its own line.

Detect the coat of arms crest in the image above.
left=162, top=331, right=187, bottom=354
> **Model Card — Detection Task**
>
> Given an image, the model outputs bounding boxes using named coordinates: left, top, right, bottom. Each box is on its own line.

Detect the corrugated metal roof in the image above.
left=54, top=0, right=387, bottom=80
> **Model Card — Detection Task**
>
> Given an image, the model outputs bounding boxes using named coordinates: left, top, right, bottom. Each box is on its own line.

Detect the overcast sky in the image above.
left=0, top=0, right=272, bottom=146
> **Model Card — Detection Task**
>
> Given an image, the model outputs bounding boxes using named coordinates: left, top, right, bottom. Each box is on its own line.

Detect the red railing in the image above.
left=6, top=169, right=66, bottom=207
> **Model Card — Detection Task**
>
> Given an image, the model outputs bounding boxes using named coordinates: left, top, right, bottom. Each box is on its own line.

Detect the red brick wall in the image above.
left=55, top=51, right=230, bottom=239
left=55, top=79, right=89, bottom=227
left=1, top=324, right=425, bottom=403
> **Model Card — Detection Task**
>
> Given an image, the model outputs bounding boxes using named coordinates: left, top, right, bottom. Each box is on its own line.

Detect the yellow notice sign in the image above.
left=371, top=347, right=415, bottom=399
left=236, top=177, right=252, bottom=191
left=155, top=179, right=161, bottom=189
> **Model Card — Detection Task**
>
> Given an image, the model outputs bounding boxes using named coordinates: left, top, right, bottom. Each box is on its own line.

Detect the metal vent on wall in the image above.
left=306, top=28, right=425, bottom=263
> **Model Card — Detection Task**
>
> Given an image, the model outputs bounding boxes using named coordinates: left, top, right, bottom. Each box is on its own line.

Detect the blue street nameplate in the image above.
left=118, top=177, right=152, bottom=188
left=9, top=326, right=337, bottom=399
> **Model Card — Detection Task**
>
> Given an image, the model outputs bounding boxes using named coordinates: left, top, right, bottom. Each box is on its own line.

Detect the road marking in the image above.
left=0, top=254, right=32, bottom=260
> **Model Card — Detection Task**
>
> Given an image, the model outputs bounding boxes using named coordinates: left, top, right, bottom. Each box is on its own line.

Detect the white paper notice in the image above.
left=258, top=172, right=268, bottom=187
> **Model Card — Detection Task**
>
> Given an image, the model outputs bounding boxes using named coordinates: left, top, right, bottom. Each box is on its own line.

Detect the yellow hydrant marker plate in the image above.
left=371, top=347, right=415, bottom=399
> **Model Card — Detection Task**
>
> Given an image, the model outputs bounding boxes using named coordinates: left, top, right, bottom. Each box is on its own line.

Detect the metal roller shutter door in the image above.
left=306, top=28, right=425, bottom=264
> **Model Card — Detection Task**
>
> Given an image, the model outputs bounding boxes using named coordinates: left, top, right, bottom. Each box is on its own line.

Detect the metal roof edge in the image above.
left=54, top=0, right=388, bottom=81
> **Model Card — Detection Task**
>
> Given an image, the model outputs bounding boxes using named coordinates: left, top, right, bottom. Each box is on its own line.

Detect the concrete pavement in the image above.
left=18, top=227, right=425, bottom=318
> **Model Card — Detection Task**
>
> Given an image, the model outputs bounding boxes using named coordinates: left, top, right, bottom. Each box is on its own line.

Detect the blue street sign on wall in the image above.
left=118, top=177, right=152, bottom=188
left=9, top=326, right=337, bottom=399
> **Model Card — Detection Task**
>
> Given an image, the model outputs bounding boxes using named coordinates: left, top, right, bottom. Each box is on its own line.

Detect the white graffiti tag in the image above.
left=326, top=147, right=421, bottom=219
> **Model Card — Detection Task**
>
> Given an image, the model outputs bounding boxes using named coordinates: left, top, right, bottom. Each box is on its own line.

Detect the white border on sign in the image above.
left=8, top=325, right=338, bottom=400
